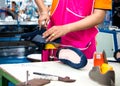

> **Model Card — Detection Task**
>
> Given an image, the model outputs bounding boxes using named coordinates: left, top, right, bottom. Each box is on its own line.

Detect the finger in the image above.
left=42, top=28, right=53, bottom=38
left=42, top=20, right=45, bottom=25
left=42, top=31, right=50, bottom=38
left=46, top=33, right=56, bottom=42
left=44, top=18, right=49, bottom=27
left=47, top=33, right=60, bottom=42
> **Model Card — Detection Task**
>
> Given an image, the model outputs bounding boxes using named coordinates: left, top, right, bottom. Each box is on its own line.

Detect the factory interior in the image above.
left=0, top=0, right=120, bottom=86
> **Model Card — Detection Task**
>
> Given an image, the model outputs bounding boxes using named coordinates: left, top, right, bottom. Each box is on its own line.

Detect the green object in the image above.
left=0, top=68, right=20, bottom=86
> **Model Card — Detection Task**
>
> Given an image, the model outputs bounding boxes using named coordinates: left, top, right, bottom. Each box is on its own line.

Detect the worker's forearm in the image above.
left=34, top=0, right=48, bottom=13
left=64, top=9, right=106, bottom=33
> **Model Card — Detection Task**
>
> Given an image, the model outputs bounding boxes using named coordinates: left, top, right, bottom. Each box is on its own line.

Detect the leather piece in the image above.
left=16, top=78, right=50, bottom=86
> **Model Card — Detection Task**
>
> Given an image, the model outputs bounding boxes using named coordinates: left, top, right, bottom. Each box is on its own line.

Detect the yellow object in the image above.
left=51, top=34, right=55, bottom=36
left=100, top=63, right=113, bottom=74
left=45, top=43, right=57, bottom=49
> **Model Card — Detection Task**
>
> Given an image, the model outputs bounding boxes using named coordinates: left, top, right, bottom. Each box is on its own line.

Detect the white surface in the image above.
left=0, top=59, right=120, bottom=86
left=27, top=54, right=41, bottom=60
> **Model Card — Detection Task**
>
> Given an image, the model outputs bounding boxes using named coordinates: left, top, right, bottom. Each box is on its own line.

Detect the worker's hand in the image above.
left=42, top=25, right=70, bottom=42
left=38, top=12, right=50, bottom=28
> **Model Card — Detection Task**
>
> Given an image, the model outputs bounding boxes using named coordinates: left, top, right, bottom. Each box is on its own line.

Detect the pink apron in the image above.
left=42, top=0, right=98, bottom=61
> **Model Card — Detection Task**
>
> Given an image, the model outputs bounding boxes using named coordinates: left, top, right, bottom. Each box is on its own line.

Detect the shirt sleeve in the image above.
left=94, top=0, right=112, bottom=10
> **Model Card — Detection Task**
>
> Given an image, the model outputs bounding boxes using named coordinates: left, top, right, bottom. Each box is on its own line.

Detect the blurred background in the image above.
left=0, top=1, right=52, bottom=86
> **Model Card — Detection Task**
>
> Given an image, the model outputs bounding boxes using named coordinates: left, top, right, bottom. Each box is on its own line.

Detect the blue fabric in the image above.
left=56, top=47, right=88, bottom=69
left=20, top=27, right=46, bottom=41
left=20, top=27, right=61, bottom=48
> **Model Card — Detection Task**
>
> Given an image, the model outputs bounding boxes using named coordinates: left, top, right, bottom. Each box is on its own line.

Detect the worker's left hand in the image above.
left=42, top=25, right=70, bottom=42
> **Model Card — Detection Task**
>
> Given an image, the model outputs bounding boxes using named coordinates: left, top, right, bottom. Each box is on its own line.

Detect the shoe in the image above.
left=20, top=27, right=46, bottom=43
left=20, top=27, right=61, bottom=48
left=56, top=47, right=87, bottom=69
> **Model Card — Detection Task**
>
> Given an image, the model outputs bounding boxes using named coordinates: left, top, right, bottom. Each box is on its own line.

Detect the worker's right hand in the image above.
left=38, top=12, right=50, bottom=29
